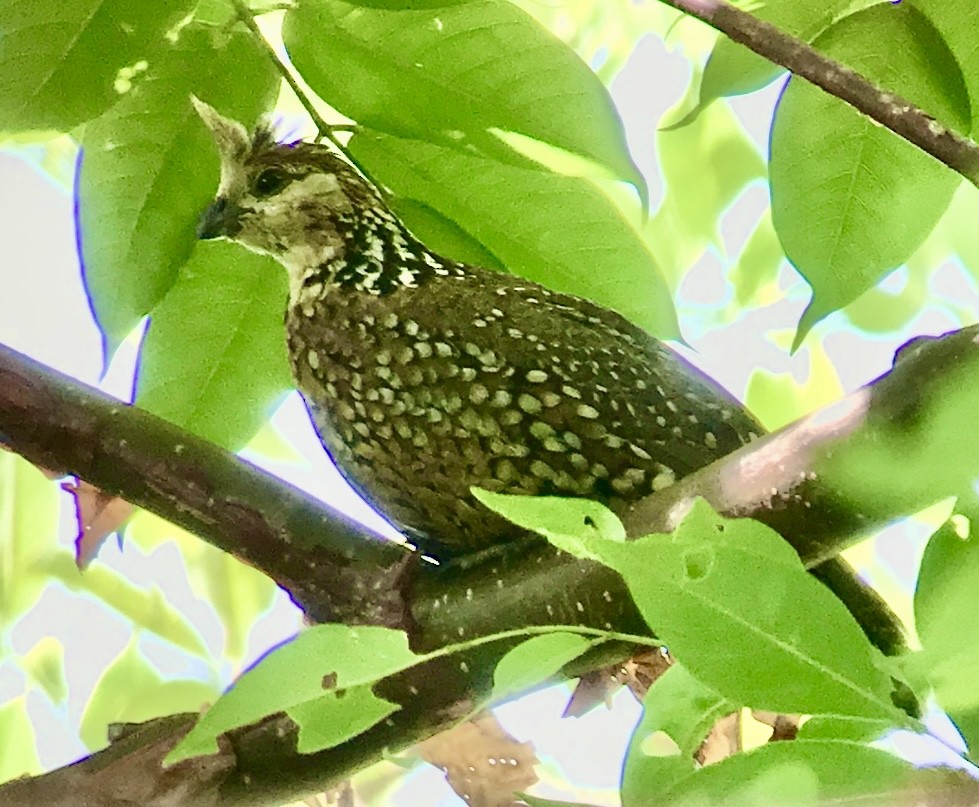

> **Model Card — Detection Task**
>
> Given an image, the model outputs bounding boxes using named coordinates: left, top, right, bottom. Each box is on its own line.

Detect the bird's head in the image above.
left=193, top=98, right=383, bottom=275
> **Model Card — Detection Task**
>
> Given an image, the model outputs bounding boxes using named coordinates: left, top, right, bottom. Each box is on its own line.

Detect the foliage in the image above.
left=1, top=0, right=979, bottom=804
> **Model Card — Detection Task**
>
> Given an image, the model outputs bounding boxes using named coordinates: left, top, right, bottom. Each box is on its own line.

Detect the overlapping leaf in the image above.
left=77, top=25, right=278, bottom=356
left=137, top=241, right=291, bottom=451
left=697, top=0, right=887, bottom=111
left=283, top=0, right=644, bottom=193
left=475, top=492, right=902, bottom=721
left=0, top=0, right=194, bottom=130
left=349, top=130, right=677, bottom=338
left=770, top=2, right=970, bottom=346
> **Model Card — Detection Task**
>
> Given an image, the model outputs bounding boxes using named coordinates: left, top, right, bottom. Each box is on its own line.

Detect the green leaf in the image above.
left=137, top=241, right=291, bottom=451
left=662, top=740, right=920, bottom=806
left=283, top=0, right=644, bottom=193
left=913, top=519, right=979, bottom=750
left=915, top=0, right=979, bottom=131
left=796, top=715, right=892, bottom=742
left=20, top=637, right=67, bottom=705
left=471, top=490, right=625, bottom=559
left=479, top=496, right=900, bottom=719
left=0, top=698, right=40, bottom=784
left=348, top=129, right=678, bottom=339
left=391, top=198, right=505, bottom=271
left=769, top=3, right=970, bottom=348
left=77, top=24, right=278, bottom=356
left=289, top=685, right=399, bottom=754
left=0, top=0, right=195, bottom=131
left=0, top=454, right=61, bottom=631
left=167, top=625, right=420, bottom=764
left=622, top=665, right=733, bottom=806
left=697, top=0, right=887, bottom=111
left=38, top=553, right=209, bottom=659
left=491, top=633, right=592, bottom=701
left=79, top=642, right=218, bottom=751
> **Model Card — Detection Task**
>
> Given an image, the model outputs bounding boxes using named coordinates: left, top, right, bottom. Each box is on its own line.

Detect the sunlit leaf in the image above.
left=0, top=698, right=40, bottom=784
left=697, top=0, right=887, bottom=111
left=78, top=25, right=278, bottom=357
left=349, top=130, right=677, bottom=338
left=79, top=642, right=217, bottom=751
left=284, top=0, right=645, bottom=193
left=39, top=553, right=209, bottom=659
left=622, top=664, right=733, bottom=806
left=0, top=0, right=194, bottom=130
left=770, top=3, right=969, bottom=347
left=663, top=740, right=922, bottom=806
left=167, top=625, right=419, bottom=764
left=477, top=495, right=900, bottom=720
left=137, top=240, right=291, bottom=451
left=20, top=636, right=67, bottom=704
left=0, top=454, right=60, bottom=628
left=490, top=633, right=592, bottom=701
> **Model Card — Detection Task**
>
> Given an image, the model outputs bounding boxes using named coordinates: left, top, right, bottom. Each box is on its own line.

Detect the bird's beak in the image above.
left=197, top=196, right=242, bottom=240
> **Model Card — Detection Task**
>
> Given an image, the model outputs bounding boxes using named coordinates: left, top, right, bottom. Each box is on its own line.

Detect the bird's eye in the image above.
left=253, top=168, right=289, bottom=197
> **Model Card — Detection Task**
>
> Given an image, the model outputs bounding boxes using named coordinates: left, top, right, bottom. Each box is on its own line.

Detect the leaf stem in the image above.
left=229, top=0, right=345, bottom=150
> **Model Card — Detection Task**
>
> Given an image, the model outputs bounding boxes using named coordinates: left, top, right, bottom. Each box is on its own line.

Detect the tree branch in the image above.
left=4, top=324, right=977, bottom=803
left=664, top=0, right=979, bottom=186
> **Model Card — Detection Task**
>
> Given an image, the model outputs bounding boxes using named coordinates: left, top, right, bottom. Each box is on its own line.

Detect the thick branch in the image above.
left=2, top=325, right=977, bottom=803
left=664, top=0, right=979, bottom=185
left=0, top=344, right=409, bottom=626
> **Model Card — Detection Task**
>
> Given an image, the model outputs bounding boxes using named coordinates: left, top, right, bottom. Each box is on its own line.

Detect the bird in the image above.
left=192, top=99, right=762, bottom=561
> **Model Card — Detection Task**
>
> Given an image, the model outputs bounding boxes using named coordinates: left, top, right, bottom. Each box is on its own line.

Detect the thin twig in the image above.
left=229, top=0, right=382, bottom=190
left=229, top=0, right=345, bottom=148
left=665, top=0, right=979, bottom=186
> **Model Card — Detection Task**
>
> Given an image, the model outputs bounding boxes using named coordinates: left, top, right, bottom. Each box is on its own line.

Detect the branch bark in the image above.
left=2, top=324, right=977, bottom=804
left=662, top=0, right=979, bottom=186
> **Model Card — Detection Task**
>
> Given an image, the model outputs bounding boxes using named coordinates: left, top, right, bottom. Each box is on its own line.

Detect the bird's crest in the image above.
left=191, top=96, right=282, bottom=197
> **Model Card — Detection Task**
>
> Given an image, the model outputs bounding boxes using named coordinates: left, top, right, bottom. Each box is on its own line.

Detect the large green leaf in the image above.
left=348, top=129, right=678, bottom=338
left=475, top=494, right=901, bottom=721
left=0, top=0, right=194, bottom=130
left=167, top=625, right=420, bottom=764
left=77, top=25, right=278, bottom=357
left=914, top=0, right=979, bottom=131
left=769, top=3, right=970, bottom=347
left=663, top=740, right=922, bottom=806
left=283, top=0, right=644, bottom=192
left=137, top=241, right=291, bottom=451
